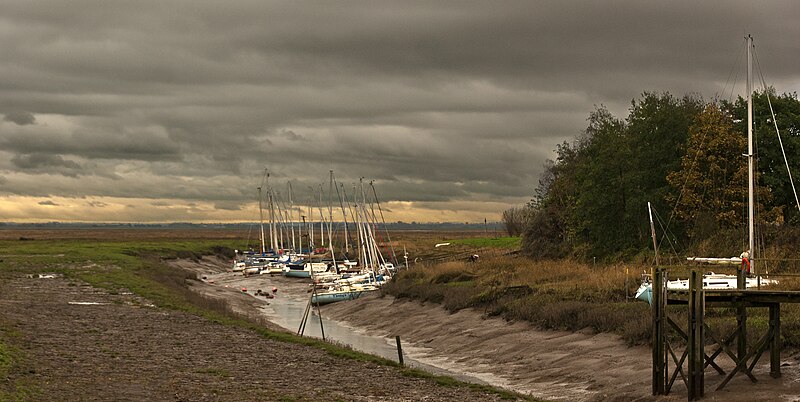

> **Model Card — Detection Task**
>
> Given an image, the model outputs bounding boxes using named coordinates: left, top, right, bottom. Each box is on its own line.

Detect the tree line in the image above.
left=503, top=90, right=800, bottom=261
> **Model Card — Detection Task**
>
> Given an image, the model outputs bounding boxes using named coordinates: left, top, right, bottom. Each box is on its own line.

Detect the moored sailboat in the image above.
left=636, top=36, right=794, bottom=303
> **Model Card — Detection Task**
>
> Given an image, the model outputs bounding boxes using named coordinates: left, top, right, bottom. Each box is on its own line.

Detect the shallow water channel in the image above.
left=212, top=272, right=492, bottom=386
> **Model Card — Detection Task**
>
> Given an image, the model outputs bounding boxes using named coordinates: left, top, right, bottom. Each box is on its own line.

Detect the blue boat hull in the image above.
left=311, top=290, right=365, bottom=305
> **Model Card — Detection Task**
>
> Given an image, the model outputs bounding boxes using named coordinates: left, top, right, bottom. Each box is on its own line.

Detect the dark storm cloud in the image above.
left=0, top=127, right=181, bottom=162
left=1, top=0, right=798, bottom=220
left=4, top=111, right=36, bottom=126
left=11, top=153, right=84, bottom=177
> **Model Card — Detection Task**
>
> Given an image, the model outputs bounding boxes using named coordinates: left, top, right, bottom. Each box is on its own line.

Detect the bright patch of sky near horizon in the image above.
left=1, top=1, right=798, bottom=223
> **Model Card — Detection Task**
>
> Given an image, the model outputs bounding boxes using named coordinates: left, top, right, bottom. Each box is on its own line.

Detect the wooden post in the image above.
left=770, top=303, right=781, bottom=378
left=652, top=267, right=666, bottom=395
left=737, top=263, right=747, bottom=377
left=688, top=269, right=705, bottom=400
left=395, top=336, right=404, bottom=366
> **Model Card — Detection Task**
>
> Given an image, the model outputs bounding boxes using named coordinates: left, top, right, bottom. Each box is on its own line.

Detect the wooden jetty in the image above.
left=650, top=266, right=798, bottom=400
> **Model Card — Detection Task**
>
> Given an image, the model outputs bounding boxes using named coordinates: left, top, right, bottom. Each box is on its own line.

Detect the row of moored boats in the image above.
left=232, top=171, right=401, bottom=305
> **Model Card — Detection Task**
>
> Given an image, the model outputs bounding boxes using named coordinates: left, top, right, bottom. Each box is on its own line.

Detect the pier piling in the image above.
left=395, top=336, right=404, bottom=366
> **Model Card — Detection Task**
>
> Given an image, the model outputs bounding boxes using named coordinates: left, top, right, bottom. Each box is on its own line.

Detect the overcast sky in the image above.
left=1, top=1, right=798, bottom=223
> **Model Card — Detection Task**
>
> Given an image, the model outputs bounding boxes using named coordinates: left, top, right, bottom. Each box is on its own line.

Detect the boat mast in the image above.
left=648, top=202, right=659, bottom=265
left=328, top=171, right=337, bottom=272
left=338, top=182, right=350, bottom=256
left=371, top=181, right=397, bottom=266
left=317, top=185, right=325, bottom=247
left=269, top=189, right=278, bottom=252
left=258, top=186, right=266, bottom=254
left=747, top=35, right=755, bottom=275
left=275, top=191, right=285, bottom=251
left=288, top=182, right=296, bottom=252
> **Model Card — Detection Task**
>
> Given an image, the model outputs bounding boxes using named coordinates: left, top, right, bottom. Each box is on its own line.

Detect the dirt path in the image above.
left=177, top=256, right=800, bottom=401
left=0, top=266, right=519, bottom=401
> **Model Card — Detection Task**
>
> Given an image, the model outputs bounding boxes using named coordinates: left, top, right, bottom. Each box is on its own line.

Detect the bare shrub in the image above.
left=502, top=206, right=530, bottom=236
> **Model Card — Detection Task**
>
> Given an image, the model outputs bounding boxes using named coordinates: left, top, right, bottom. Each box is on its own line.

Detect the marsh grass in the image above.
left=387, top=256, right=661, bottom=345
left=390, top=252, right=800, bottom=349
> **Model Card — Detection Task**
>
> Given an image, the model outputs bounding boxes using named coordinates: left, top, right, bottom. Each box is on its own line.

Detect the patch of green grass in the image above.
left=448, top=237, right=521, bottom=249
left=0, top=322, right=39, bottom=401
left=0, top=338, right=12, bottom=380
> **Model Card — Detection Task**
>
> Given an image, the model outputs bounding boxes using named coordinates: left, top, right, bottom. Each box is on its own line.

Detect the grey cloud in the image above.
left=11, top=153, right=83, bottom=177
left=214, top=201, right=242, bottom=211
left=4, top=111, right=36, bottom=125
left=38, top=200, right=58, bottom=206
left=0, top=1, right=798, bottom=221
left=0, top=129, right=181, bottom=162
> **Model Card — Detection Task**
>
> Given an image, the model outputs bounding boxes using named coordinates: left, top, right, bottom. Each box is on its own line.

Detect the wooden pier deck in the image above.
left=651, top=268, right=800, bottom=400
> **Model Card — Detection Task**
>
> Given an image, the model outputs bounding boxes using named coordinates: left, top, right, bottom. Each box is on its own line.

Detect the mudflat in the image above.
left=179, top=257, right=800, bottom=401
left=6, top=247, right=800, bottom=401
left=0, top=267, right=519, bottom=401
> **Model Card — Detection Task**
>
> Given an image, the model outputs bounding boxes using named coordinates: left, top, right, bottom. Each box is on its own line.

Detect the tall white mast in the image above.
left=317, top=185, right=325, bottom=247
left=340, top=182, right=350, bottom=255
left=258, top=186, right=266, bottom=254
left=747, top=35, right=755, bottom=275
left=288, top=182, right=296, bottom=252
left=269, top=190, right=278, bottom=252
left=328, top=171, right=337, bottom=272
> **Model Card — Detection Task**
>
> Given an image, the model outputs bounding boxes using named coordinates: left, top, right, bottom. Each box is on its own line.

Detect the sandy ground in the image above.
left=176, top=257, right=800, bottom=402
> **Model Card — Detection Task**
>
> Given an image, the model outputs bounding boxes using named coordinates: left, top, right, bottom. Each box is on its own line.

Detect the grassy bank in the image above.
left=386, top=248, right=800, bottom=348
left=385, top=256, right=653, bottom=345
left=0, top=234, right=532, bottom=401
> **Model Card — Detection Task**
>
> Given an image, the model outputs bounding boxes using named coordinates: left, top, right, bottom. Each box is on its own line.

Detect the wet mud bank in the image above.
left=176, top=257, right=800, bottom=402
left=0, top=258, right=517, bottom=401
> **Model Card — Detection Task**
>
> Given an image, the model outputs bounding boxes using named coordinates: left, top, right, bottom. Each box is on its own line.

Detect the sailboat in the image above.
left=309, top=178, right=393, bottom=304
left=636, top=36, right=787, bottom=303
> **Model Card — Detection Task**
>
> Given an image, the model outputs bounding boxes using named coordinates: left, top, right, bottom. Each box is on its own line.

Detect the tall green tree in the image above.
left=625, top=93, right=704, bottom=243
left=666, top=103, right=748, bottom=239
left=730, top=90, right=800, bottom=225
left=570, top=106, right=629, bottom=257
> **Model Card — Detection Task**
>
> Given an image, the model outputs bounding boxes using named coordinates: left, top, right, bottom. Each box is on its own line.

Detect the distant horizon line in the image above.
left=0, top=221, right=503, bottom=226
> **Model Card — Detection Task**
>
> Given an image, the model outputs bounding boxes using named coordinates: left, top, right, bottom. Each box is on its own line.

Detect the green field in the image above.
left=447, top=236, right=521, bottom=249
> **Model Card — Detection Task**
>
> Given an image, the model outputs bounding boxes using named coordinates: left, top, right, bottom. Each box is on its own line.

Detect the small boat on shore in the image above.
left=283, top=261, right=331, bottom=278
left=311, top=282, right=381, bottom=305
left=634, top=269, right=777, bottom=304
